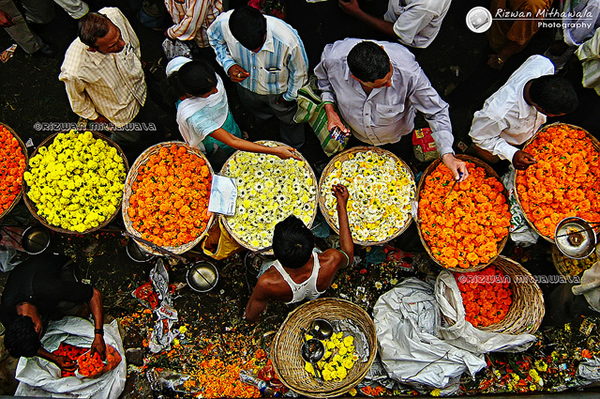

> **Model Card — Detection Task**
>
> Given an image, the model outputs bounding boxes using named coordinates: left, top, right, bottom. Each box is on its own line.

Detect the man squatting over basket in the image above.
left=244, top=184, right=354, bottom=323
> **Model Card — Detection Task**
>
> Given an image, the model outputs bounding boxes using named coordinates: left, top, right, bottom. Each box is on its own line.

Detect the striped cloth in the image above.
left=577, top=27, right=600, bottom=95
left=164, top=0, right=223, bottom=48
left=59, top=7, right=147, bottom=127
left=207, top=10, right=308, bottom=101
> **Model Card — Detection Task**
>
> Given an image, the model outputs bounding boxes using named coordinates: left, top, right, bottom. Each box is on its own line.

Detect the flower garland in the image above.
left=127, top=143, right=212, bottom=248
left=516, top=124, right=600, bottom=239
left=321, top=150, right=415, bottom=242
left=24, top=130, right=126, bottom=232
left=419, top=161, right=510, bottom=269
left=222, top=143, right=317, bottom=250
left=0, top=125, right=26, bottom=214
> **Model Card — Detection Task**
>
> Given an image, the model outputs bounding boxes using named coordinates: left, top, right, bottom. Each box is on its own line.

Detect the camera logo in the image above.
left=466, top=7, right=493, bottom=33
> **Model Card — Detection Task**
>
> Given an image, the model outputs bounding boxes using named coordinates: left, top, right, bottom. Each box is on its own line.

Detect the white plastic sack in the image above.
left=373, top=278, right=486, bottom=393
left=15, top=316, right=126, bottom=399
left=435, top=271, right=536, bottom=353
left=501, top=166, right=538, bottom=246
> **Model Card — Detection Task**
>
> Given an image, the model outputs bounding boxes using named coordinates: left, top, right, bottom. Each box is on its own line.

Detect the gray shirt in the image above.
left=314, top=38, right=454, bottom=155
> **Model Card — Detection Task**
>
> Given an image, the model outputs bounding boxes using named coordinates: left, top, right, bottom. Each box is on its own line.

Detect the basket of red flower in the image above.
left=0, top=123, right=27, bottom=219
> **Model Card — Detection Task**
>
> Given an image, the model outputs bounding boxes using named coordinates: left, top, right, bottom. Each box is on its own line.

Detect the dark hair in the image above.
left=272, top=215, right=314, bottom=269
left=4, top=316, right=41, bottom=358
left=78, top=12, right=111, bottom=48
left=528, top=75, right=579, bottom=115
left=164, top=59, right=218, bottom=104
left=347, top=41, right=391, bottom=83
left=229, top=7, right=267, bottom=50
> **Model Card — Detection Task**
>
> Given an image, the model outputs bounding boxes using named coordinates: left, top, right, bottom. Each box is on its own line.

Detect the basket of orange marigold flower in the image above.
left=417, top=155, right=511, bottom=272
left=122, top=142, right=214, bottom=255
left=445, top=256, right=544, bottom=334
left=514, top=123, right=600, bottom=242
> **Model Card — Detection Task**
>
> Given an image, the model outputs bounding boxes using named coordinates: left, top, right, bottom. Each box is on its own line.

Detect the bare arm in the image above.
left=210, top=128, right=301, bottom=160
left=37, top=347, right=77, bottom=372
left=89, top=288, right=106, bottom=360
left=338, top=0, right=396, bottom=37
left=244, top=280, right=271, bottom=323
left=332, top=184, right=354, bottom=265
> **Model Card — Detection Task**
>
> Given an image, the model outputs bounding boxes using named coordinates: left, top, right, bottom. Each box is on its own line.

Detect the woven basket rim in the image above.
left=513, top=122, right=600, bottom=243
left=219, top=140, right=319, bottom=253
left=445, top=255, right=545, bottom=335
left=415, top=154, right=509, bottom=273
left=271, top=297, right=377, bottom=398
left=121, top=141, right=214, bottom=256
left=318, top=146, right=415, bottom=246
left=0, top=123, right=28, bottom=220
left=22, top=130, right=129, bottom=234
left=552, top=243, right=599, bottom=278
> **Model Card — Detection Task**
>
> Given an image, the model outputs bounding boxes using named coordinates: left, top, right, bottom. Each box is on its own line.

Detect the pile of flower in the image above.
left=127, top=143, right=212, bottom=248
left=560, top=245, right=598, bottom=276
left=222, top=143, right=317, bottom=249
left=304, top=332, right=358, bottom=382
left=516, top=124, right=600, bottom=239
left=419, top=161, right=510, bottom=269
left=53, top=343, right=87, bottom=377
left=24, top=130, right=126, bottom=232
left=77, top=351, right=105, bottom=377
left=321, top=150, right=415, bottom=242
left=0, top=124, right=26, bottom=215
left=455, top=265, right=512, bottom=328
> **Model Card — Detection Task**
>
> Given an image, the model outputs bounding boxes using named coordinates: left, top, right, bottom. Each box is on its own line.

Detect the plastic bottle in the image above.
left=239, top=370, right=281, bottom=397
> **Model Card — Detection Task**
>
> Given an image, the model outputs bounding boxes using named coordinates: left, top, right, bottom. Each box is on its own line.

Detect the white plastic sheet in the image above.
left=14, top=317, right=126, bottom=399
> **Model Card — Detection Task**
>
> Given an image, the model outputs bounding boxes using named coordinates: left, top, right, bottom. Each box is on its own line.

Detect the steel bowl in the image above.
left=21, top=226, right=51, bottom=255
left=186, top=261, right=219, bottom=293
left=309, top=319, right=333, bottom=340
left=301, top=338, right=324, bottom=363
left=125, top=238, right=156, bottom=263
left=555, top=217, right=598, bottom=259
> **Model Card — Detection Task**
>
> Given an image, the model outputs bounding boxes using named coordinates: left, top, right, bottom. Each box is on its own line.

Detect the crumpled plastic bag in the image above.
left=501, top=167, right=538, bottom=246
left=148, top=259, right=180, bottom=354
left=373, top=278, right=485, bottom=394
left=14, top=316, right=126, bottom=399
left=435, top=271, right=537, bottom=353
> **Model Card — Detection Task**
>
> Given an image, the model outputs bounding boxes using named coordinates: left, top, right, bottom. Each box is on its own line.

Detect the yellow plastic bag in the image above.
left=201, top=218, right=243, bottom=260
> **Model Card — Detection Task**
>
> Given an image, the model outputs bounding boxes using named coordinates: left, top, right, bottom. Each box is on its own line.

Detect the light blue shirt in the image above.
left=207, top=10, right=309, bottom=101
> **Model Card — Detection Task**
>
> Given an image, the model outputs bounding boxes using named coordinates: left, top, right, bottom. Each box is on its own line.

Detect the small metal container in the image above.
left=125, top=238, right=156, bottom=263
left=21, top=226, right=51, bottom=255
left=186, top=261, right=219, bottom=293
left=301, top=338, right=324, bottom=363
left=555, top=217, right=598, bottom=259
left=309, top=319, right=333, bottom=340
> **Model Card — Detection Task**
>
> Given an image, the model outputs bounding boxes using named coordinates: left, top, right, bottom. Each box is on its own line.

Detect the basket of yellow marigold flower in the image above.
left=513, top=123, right=600, bottom=242
left=416, top=155, right=510, bottom=272
left=23, top=130, right=128, bottom=234
left=271, top=298, right=377, bottom=398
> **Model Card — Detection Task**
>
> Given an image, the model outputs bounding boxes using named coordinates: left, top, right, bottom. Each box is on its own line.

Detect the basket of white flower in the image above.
left=319, top=146, right=415, bottom=246
left=220, top=141, right=319, bottom=253
left=23, top=130, right=128, bottom=234
left=271, top=297, right=377, bottom=398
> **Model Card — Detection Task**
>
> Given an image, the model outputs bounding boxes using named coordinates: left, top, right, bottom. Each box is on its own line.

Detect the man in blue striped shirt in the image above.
left=207, top=6, right=308, bottom=149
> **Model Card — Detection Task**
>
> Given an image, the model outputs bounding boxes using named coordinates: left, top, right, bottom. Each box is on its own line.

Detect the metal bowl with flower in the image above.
left=319, top=147, right=415, bottom=245
left=220, top=141, right=318, bottom=252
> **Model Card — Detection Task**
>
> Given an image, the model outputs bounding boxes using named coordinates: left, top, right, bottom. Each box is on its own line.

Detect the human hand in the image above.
left=324, top=105, right=350, bottom=135
left=228, top=65, right=249, bottom=83
left=338, top=0, right=361, bottom=16
left=0, top=10, right=14, bottom=27
left=487, top=54, right=504, bottom=70
left=90, top=335, right=106, bottom=361
left=442, top=153, right=468, bottom=182
left=332, top=184, right=349, bottom=205
left=273, top=145, right=302, bottom=160
left=512, top=150, right=537, bottom=170
left=55, top=355, right=77, bottom=372
left=276, top=95, right=295, bottom=107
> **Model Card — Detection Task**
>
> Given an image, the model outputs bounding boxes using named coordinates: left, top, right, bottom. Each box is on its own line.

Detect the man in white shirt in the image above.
left=338, top=0, right=452, bottom=49
left=60, top=8, right=147, bottom=145
left=315, top=38, right=467, bottom=182
left=469, top=55, right=579, bottom=170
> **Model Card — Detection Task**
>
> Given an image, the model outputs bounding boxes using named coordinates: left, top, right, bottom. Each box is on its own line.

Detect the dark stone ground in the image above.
left=1, top=0, right=600, bottom=397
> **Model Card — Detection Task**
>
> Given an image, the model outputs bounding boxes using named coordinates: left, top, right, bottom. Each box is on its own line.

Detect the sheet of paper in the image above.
left=208, top=175, right=238, bottom=216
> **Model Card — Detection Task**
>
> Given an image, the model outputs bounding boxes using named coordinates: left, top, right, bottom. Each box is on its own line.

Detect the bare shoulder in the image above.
left=254, top=268, right=292, bottom=300
left=318, top=249, right=346, bottom=269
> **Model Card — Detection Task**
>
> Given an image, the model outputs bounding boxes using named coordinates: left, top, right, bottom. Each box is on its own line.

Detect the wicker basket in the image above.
left=318, top=146, right=415, bottom=246
left=271, top=298, right=377, bottom=398
left=23, top=131, right=128, bottom=234
left=513, top=123, right=600, bottom=243
left=0, top=123, right=28, bottom=219
left=122, top=141, right=214, bottom=256
left=552, top=243, right=599, bottom=278
left=220, top=140, right=318, bottom=253
left=416, top=154, right=509, bottom=273
left=447, top=256, right=545, bottom=335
